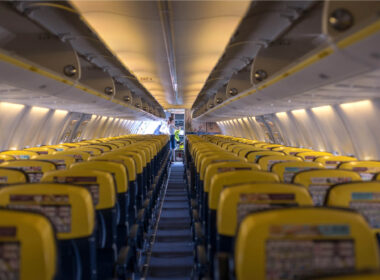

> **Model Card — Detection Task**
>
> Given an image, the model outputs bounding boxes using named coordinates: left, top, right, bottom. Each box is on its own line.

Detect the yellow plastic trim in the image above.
left=0, top=168, right=28, bottom=184
left=121, top=148, right=148, bottom=168
left=204, top=162, right=259, bottom=193
left=273, top=147, right=313, bottom=155
left=209, top=170, right=279, bottom=209
left=235, top=208, right=380, bottom=280
left=90, top=154, right=136, bottom=181
left=296, top=151, right=334, bottom=161
left=271, top=161, right=325, bottom=182
left=218, top=183, right=313, bottom=236
left=0, top=150, right=39, bottom=160
left=107, top=151, right=143, bottom=174
left=326, top=181, right=380, bottom=234
left=31, top=155, right=76, bottom=170
left=237, top=148, right=267, bottom=159
left=293, top=169, right=362, bottom=188
left=0, top=183, right=94, bottom=240
left=337, top=19, right=380, bottom=49
left=200, top=155, right=242, bottom=181
left=41, top=169, right=116, bottom=210
left=24, top=147, right=56, bottom=155
left=0, top=154, right=16, bottom=162
left=70, top=161, right=128, bottom=193
left=315, top=155, right=357, bottom=168
left=257, top=155, right=303, bottom=171
left=0, top=160, right=56, bottom=179
left=53, top=150, right=92, bottom=161
left=339, top=161, right=380, bottom=180
left=75, top=147, right=103, bottom=156
left=246, top=151, right=286, bottom=163
left=0, top=209, right=57, bottom=280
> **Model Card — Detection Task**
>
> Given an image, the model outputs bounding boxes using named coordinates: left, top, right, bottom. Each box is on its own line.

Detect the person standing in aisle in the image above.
left=168, top=116, right=178, bottom=162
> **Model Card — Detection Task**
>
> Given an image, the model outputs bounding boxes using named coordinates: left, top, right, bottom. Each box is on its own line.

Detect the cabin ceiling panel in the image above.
left=71, top=0, right=250, bottom=109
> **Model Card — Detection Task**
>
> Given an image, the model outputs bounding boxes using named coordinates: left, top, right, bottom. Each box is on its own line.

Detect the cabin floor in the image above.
left=143, top=162, right=194, bottom=280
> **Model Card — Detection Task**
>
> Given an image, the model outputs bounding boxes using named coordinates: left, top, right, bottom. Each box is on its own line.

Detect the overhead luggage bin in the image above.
left=193, top=1, right=380, bottom=121
left=0, top=3, right=164, bottom=120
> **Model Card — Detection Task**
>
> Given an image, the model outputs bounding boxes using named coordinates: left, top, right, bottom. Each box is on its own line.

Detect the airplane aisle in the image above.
left=145, top=162, right=194, bottom=279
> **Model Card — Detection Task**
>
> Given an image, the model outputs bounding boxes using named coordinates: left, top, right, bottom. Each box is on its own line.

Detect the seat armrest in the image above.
left=194, top=222, right=204, bottom=245
left=196, top=245, right=209, bottom=278
left=114, top=246, right=135, bottom=278
left=214, top=252, right=231, bottom=280
left=128, top=223, right=143, bottom=248
left=192, top=209, right=199, bottom=222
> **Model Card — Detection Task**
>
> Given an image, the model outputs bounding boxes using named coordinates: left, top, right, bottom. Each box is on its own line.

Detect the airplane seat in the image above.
left=32, top=154, right=76, bottom=170
left=315, top=156, right=358, bottom=169
left=0, top=184, right=95, bottom=280
left=271, top=161, right=325, bottom=183
left=216, top=183, right=313, bottom=259
left=296, top=151, right=334, bottom=162
left=41, top=169, right=118, bottom=279
left=206, top=169, right=279, bottom=277
left=0, top=167, right=28, bottom=185
left=53, top=150, right=92, bottom=162
left=69, top=161, right=129, bottom=252
left=234, top=207, right=380, bottom=280
left=106, top=149, right=145, bottom=211
left=293, top=169, right=362, bottom=206
left=246, top=150, right=286, bottom=164
left=257, top=154, right=303, bottom=171
left=89, top=154, right=138, bottom=227
left=0, top=209, right=57, bottom=280
left=0, top=160, right=57, bottom=183
left=325, top=181, right=380, bottom=242
left=0, top=150, right=39, bottom=160
left=339, top=161, right=380, bottom=181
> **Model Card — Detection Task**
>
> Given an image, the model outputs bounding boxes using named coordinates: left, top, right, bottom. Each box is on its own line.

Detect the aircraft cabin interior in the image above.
left=0, top=0, right=380, bottom=279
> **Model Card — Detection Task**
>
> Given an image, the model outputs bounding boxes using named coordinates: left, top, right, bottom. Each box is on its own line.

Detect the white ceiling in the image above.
left=71, top=0, right=250, bottom=109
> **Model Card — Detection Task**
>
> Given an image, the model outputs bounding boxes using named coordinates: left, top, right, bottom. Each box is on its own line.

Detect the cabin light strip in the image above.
left=0, top=101, right=140, bottom=123
left=198, top=19, right=380, bottom=120
left=216, top=99, right=371, bottom=124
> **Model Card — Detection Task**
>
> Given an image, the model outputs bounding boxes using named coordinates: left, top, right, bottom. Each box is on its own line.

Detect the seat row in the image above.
left=185, top=134, right=380, bottom=280
left=0, top=134, right=170, bottom=280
